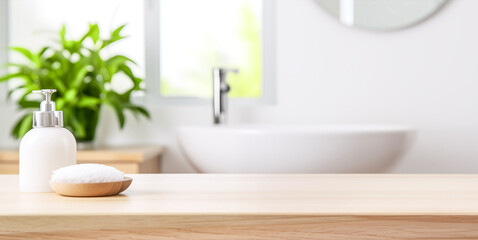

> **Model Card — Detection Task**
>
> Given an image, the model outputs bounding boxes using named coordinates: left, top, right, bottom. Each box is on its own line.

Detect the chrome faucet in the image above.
left=213, top=68, right=238, bottom=124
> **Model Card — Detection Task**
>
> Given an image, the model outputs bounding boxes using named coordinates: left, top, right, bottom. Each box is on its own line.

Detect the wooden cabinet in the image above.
left=0, top=146, right=164, bottom=174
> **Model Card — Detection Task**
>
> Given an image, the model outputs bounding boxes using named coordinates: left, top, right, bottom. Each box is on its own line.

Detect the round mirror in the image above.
left=315, top=0, right=448, bottom=31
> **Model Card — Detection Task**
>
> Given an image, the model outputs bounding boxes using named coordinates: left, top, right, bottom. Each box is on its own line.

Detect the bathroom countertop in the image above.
left=1, top=174, right=478, bottom=239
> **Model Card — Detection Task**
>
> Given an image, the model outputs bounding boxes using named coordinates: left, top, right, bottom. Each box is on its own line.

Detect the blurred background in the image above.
left=1, top=0, right=477, bottom=174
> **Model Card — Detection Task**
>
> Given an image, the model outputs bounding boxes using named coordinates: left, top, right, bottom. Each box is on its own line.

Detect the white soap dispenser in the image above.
left=19, top=89, right=77, bottom=192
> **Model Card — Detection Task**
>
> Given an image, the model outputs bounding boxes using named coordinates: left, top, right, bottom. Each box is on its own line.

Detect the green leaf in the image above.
left=18, top=99, right=40, bottom=109
left=38, top=47, right=50, bottom=57
left=56, top=97, right=66, bottom=110
left=69, top=112, right=86, bottom=138
left=11, top=114, right=33, bottom=139
left=18, top=114, right=33, bottom=139
left=64, top=89, right=78, bottom=103
left=106, top=55, right=135, bottom=68
left=118, top=64, right=141, bottom=89
left=101, top=24, right=126, bottom=49
left=71, top=65, right=89, bottom=88
left=5, top=63, right=31, bottom=69
left=112, top=24, right=126, bottom=37
left=1, top=65, right=40, bottom=86
left=0, top=72, right=22, bottom=82
left=18, top=90, right=41, bottom=109
left=105, top=55, right=135, bottom=79
left=120, top=88, right=134, bottom=100
left=79, top=23, right=100, bottom=44
left=11, top=116, right=23, bottom=139
left=89, top=24, right=100, bottom=44
left=17, top=84, right=40, bottom=109
left=10, top=47, right=40, bottom=67
left=7, top=84, right=25, bottom=98
left=59, top=25, right=66, bottom=45
left=106, top=100, right=125, bottom=128
left=127, top=105, right=151, bottom=119
left=49, top=75, right=67, bottom=93
left=77, top=96, right=101, bottom=108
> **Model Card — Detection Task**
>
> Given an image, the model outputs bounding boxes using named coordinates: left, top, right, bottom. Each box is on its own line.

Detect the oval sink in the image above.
left=178, top=124, right=415, bottom=173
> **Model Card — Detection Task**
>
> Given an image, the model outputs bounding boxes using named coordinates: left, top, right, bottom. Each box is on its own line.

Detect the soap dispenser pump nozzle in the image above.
left=33, top=89, right=57, bottom=112
left=32, top=89, right=63, bottom=128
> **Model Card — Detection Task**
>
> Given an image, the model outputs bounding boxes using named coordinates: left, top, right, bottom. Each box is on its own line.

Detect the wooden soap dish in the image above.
left=50, top=177, right=133, bottom=197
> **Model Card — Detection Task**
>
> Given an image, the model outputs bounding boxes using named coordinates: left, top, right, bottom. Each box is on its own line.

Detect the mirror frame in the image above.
left=316, top=0, right=449, bottom=31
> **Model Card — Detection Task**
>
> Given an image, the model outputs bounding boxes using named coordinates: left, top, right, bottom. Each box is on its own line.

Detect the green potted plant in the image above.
left=0, top=23, right=150, bottom=147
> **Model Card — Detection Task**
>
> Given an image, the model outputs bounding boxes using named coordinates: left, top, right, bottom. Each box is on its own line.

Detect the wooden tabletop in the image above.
left=1, top=174, right=478, bottom=215
left=2, top=174, right=478, bottom=239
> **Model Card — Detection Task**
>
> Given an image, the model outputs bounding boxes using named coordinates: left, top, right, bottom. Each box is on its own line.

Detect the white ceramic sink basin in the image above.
left=178, top=124, right=415, bottom=173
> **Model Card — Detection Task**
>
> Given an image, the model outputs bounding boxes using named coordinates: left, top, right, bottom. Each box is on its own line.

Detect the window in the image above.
left=159, top=0, right=262, bottom=98
left=146, top=0, right=275, bottom=102
left=4, top=0, right=275, bottom=103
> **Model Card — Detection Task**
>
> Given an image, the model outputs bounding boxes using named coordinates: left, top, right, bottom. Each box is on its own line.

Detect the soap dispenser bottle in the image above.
left=19, top=89, right=77, bottom=192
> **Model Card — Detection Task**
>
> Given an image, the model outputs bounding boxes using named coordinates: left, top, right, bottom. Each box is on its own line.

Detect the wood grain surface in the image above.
left=0, top=146, right=164, bottom=163
left=1, top=174, right=478, bottom=239
left=2, top=215, right=478, bottom=240
left=0, top=146, right=164, bottom=174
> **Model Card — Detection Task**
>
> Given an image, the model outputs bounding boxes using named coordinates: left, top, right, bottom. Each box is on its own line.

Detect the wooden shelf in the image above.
left=0, top=145, right=165, bottom=174
left=1, top=174, right=478, bottom=239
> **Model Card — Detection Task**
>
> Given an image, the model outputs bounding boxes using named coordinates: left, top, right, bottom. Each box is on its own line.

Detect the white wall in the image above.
left=2, top=0, right=478, bottom=173
left=0, top=0, right=7, bottom=103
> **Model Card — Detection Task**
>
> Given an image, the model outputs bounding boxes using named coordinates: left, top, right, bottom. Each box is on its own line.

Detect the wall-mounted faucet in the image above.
left=213, top=68, right=238, bottom=124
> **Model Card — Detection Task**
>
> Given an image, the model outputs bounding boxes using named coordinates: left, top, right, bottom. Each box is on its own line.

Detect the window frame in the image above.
left=0, top=0, right=8, bottom=104
left=0, top=0, right=276, bottom=105
left=144, top=0, right=276, bottom=105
